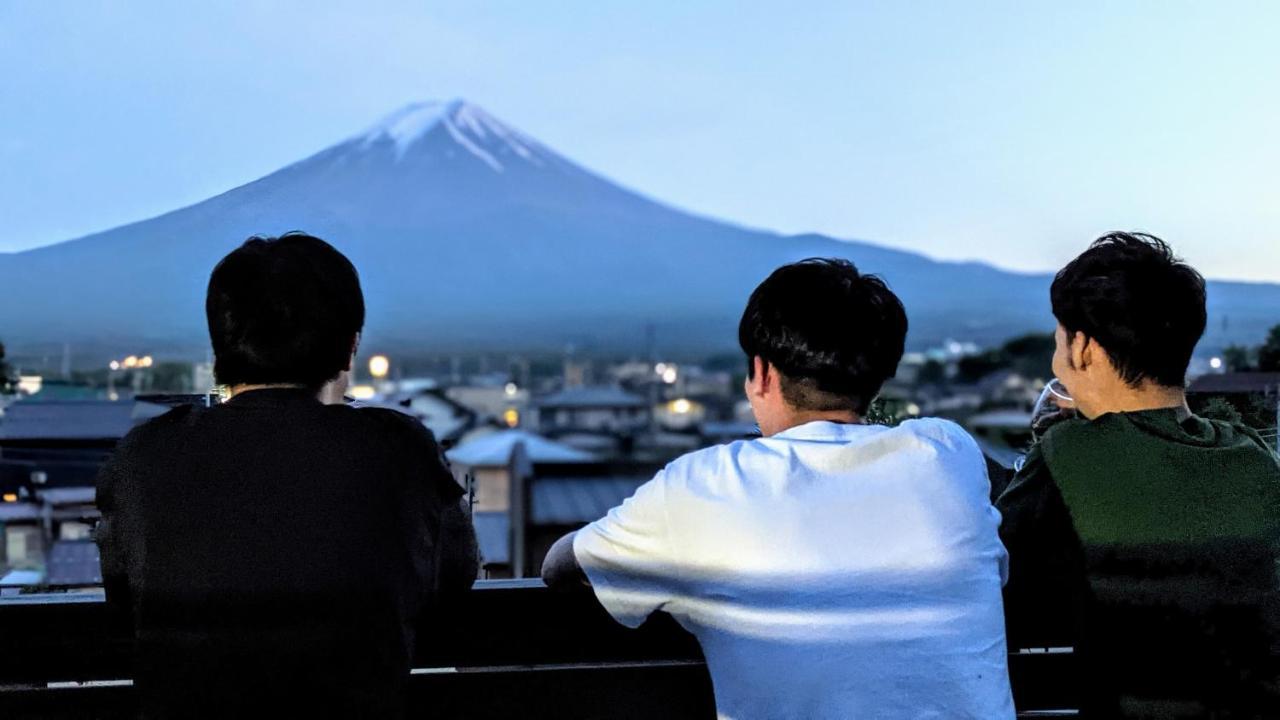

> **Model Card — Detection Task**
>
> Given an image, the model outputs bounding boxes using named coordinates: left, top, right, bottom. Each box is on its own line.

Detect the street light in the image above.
left=123, top=355, right=139, bottom=369
left=369, top=355, right=390, bottom=380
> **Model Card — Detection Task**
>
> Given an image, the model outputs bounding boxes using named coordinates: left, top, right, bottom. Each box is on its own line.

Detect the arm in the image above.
left=548, top=473, right=678, bottom=628
left=996, top=449, right=1087, bottom=647
left=542, top=530, right=589, bottom=590
left=437, top=493, right=479, bottom=592
left=94, top=437, right=137, bottom=612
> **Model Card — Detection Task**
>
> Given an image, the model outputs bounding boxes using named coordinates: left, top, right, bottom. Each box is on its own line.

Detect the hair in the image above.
left=1050, top=231, right=1206, bottom=388
left=206, top=232, right=365, bottom=390
left=738, top=258, right=907, bottom=414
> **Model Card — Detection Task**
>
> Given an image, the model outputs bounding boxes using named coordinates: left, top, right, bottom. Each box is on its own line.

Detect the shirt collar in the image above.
left=771, top=419, right=880, bottom=441
left=225, top=387, right=322, bottom=408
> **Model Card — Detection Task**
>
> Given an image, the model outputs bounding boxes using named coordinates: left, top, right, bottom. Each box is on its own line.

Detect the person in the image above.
left=996, top=232, right=1280, bottom=717
left=542, top=258, right=1015, bottom=719
left=95, top=233, right=478, bottom=718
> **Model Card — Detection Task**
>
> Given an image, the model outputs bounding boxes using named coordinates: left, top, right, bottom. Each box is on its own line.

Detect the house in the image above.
left=533, top=386, right=650, bottom=435
left=0, top=400, right=171, bottom=494
left=447, top=430, right=595, bottom=578
left=370, top=388, right=478, bottom=447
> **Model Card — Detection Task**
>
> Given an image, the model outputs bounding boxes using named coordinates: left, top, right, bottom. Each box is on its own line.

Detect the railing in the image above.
left=0, top=579, right=1077, bottom=718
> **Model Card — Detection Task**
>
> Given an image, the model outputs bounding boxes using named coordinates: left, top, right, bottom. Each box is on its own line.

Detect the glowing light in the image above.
left=654, top=363, right=668, bottom=375
left=368, top=355, right=390, bottom=379
left=109, top=361, right=121, bottom=371
left=1209, top=357, right=1223, bottom=370
left=906, top=403, right=921, bottom=416
left=504, top=382, right=519, bottom=397
left=671, top=398, right=693, bottom=415
left=139, top=356, right=154, bottom=368
left=503, top=408, right=520, bottom=427
left=123, top=356, right=139, bottom=369
left=662, top=367, right=678, bottom=384
left=2, top=493, right=17, bottom=503
left=349, top=384, right=377, bottom=400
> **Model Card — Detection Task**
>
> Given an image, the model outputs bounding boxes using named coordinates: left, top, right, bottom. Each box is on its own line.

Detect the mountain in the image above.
left=2, top=99, right=1277, bottom=360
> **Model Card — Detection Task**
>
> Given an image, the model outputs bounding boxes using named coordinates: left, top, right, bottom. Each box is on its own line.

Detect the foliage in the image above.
left=954, top=333, right=1055, bottom=384
left=916, top=359, right=947, bottom=386
left=1190, top=393, right=1275, bottom=433
left=1196, top=396, right=1243, bottom=426
left=1223, top=344, right=1255, bottom=372
left=1258, top=324, right=1280, bottom=373
left=149, top=362, right=195, bottom=393
left=0, top=340, right=12, bottom=394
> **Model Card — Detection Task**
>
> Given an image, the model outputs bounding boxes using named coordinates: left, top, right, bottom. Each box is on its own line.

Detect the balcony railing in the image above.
left=0, top=579, right=1077, bottom=718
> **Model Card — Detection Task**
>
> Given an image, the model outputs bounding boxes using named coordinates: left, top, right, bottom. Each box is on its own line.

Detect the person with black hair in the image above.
left=96, top=233, right=478, bottom=718
left=543, top=259, right=1015, bottom=719
left=996, top=232, right=1280, bottom=717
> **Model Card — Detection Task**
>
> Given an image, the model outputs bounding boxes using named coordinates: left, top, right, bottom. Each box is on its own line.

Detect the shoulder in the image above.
left=1037, top=415, right=1105, bottom=467
left=350, top=405, right=443, bottom=450
left=896, top=416, right=981, bottom=453
left=114, top=403, right=198, bottom=455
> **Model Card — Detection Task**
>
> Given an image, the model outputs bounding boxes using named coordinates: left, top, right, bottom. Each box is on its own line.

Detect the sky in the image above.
left=1, top=1, right=1278, bottom=280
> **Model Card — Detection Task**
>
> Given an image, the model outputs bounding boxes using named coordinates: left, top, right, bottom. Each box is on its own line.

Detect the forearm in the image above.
left=438, top=496, right=480, bottom=591
left=541, top=531, right=590, bottom=590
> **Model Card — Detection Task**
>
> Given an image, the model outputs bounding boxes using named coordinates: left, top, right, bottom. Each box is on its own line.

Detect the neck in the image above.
left=1081, top=384, right=1188, bottom=420
left=228, top=383, right=313, bottom=400
left=785, top=409, right=863, bottom=429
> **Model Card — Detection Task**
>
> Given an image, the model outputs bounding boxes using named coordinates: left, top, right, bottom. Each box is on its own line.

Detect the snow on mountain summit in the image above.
left=358, top=98, right=546, bottom=172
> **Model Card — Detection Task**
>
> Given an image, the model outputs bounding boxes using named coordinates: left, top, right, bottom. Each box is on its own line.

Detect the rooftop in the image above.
left=1187, top=371, right=1280, bottom=395
left=448, top=430, right=595, bottom=467
left=0, top=401, right=169, bottom=442
left=535, top=387, right=648, bottom=410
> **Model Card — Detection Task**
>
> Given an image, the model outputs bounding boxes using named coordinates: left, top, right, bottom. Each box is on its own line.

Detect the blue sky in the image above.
left=2, top=2, right=1278, bottom=280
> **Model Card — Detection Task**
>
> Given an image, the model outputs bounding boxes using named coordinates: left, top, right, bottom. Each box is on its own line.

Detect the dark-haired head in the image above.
left=1051, top=232, right=1205, bottom=389
left=739, top=258, right=907, bottom=417
left=207, top=233, right=365, bottom=390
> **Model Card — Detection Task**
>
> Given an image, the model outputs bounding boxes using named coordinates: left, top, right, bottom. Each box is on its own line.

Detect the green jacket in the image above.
left=997, top=409, right=1280, bottom=716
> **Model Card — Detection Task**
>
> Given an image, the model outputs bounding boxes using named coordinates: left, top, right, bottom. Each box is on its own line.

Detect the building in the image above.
left=447, top=430, right=596, bottom=577
left=445, top=383, right=530, bottom=428
left=534, top=386, right=652, bottom=456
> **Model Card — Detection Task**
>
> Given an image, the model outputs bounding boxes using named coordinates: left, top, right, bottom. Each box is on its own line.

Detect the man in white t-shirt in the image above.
left=542, top=258, right=1015, bottom=719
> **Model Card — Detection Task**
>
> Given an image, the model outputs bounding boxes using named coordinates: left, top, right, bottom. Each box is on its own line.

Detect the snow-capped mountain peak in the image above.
left=358, top=98, right=545, bottom=172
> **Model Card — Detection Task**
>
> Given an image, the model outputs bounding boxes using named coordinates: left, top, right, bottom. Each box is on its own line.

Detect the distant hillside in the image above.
left=2, top=99, right=1276, bottom=360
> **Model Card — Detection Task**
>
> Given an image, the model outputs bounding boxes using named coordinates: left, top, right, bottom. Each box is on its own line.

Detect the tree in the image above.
left=0, top=340, right=13, bottom=394
left=1257, top=324, right=1280, bottom=373
left=1223, top=344, right=1254, bottom=372
left=1196, top=396, right=1243, bottom=426
left=1002, top=333, right=1056, bottom=382
left=916, top=359, right=947, bottom=386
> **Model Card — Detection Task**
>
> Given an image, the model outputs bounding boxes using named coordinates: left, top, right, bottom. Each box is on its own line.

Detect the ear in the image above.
left=746, top=356, right=769, bottom=398
left=1074, top=332, right=1093, bottom=371
left=756, top=358, right=775, bottom=396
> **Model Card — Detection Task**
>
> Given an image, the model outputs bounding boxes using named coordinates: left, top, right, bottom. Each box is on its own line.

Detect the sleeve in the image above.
left=995, top=447, right=1087, bottom=648
left=572, top=472, right=678, bottom=628
left=436, top=494, right=479, bottom=593
left=94, top=430, right=141, bottom=610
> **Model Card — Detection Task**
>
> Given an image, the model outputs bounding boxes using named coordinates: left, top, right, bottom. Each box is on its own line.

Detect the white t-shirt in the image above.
left=574, top=418, right=1015, bottom=720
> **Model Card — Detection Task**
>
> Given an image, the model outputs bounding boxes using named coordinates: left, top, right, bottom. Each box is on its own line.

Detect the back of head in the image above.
left=738, top=258, right=908, bottom=414
left=206, top=233, right=365, bottom=390
left=1051, top=232, right=1206, bottom=388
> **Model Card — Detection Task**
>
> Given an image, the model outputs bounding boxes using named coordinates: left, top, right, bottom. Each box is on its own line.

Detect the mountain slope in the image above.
left=1, top=99, right=1275, bottom=358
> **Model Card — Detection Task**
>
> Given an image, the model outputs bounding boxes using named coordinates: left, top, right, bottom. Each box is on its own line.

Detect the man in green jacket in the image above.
left=997, top=232, right=1280, bottom=718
